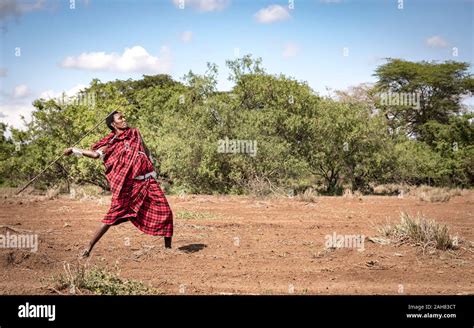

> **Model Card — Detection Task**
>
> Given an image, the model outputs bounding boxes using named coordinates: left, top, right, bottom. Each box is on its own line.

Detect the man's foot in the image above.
left=80, top=248, right=90, bottom=258
left=164, top=237, right=172, bottom=249
left=163, top=247, right=181, bottom=255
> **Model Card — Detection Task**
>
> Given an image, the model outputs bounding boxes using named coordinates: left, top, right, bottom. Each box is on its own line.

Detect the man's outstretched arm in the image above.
left=63, top=146, right=107, bottom=159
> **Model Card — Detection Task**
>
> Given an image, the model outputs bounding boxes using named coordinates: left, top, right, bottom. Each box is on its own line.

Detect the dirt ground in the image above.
left=0, top=190, right=473, bottom=295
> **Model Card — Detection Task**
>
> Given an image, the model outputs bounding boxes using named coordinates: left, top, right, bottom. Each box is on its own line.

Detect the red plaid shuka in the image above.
left=91, top=127, right=173, bottom=237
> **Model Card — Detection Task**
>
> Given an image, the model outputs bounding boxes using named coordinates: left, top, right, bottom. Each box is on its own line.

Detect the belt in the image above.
left=134, top=171, right=156, bottom=180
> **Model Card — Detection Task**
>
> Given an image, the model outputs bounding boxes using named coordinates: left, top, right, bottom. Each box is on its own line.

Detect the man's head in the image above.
left=106, top=111, right=128, bottom=132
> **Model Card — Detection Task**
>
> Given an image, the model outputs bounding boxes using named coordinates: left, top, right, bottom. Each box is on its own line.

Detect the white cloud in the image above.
left=0, top=83, right=89, bottom=129
left=254, top=5, right=291, bottom=24
left=0, top=0, right=46, bottom=20
left=13, top=84, right=30, bottom=98
left=426, top=36, right=449, bottom=48
left=282, top=42, right=300, bottom=58
left=0, top=103, right=34, bottom=129
left=181, top=30, right=193, bottom=43
left=60, top=46, right=172, bottom=74
left=172, top=0, right=230, bottom=12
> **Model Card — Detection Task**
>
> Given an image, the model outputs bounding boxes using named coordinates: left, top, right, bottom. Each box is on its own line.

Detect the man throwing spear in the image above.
left=64, top=111, right=173, bottom=257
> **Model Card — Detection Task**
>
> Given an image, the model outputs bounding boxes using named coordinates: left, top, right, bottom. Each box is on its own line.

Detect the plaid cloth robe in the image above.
left=91, top=127, right=173, bottom=237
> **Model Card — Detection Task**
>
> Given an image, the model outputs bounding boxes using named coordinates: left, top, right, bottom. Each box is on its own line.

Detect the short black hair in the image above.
left=106, top=111, right=119, bottom=131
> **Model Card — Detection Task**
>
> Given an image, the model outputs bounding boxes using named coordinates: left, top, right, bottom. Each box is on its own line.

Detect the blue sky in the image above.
left=1, top=0, right=473, bottom=128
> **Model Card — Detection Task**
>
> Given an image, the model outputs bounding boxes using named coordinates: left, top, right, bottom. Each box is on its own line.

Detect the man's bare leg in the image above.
left=81, top=223, right=111, bottom=258
left=164, top=237, right=172, bottom=249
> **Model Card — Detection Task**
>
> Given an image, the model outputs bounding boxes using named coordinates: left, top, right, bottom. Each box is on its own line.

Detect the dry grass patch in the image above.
left=378, top=212, right=461, bottom=252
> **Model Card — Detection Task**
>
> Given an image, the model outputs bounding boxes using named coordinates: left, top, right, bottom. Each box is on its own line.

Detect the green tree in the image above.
left=374, top=59, right=473, bottom=138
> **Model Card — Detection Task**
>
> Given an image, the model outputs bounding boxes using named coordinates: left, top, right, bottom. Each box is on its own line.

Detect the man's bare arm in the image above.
left=64, top=146, right=107, bottom=159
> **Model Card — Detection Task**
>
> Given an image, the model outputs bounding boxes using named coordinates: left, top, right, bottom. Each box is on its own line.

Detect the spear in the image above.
left=16, top=111, right=116, bottom=195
